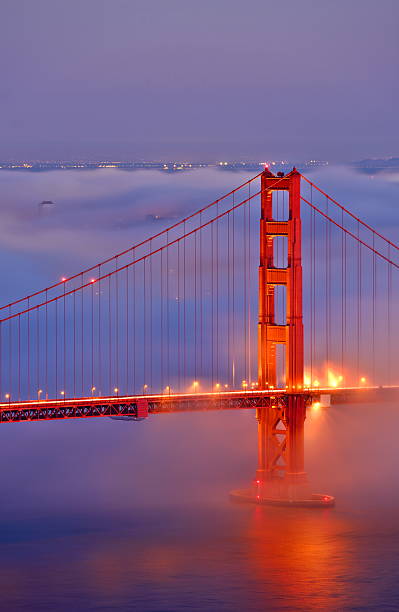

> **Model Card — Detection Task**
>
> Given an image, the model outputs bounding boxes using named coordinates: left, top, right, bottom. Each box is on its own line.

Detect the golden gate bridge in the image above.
left=0, top=168, right=398, bottom=506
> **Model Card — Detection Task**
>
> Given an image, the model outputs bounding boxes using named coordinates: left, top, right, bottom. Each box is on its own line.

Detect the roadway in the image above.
left=0, top=386, right=398, bottom=424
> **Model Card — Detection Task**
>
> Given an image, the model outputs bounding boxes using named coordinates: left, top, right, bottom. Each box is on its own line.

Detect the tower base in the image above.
left=230, top=489, right=335, bottom=508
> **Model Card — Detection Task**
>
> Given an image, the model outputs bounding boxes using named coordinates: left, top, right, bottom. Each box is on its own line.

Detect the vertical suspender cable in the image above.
left=343, top=218, right=347, bottom=381
left=388, top=244, right=392, bottom=385
left=98, top=265, right=101, bottom=396
left=55, top=299, right=58, bottom=397
left=108, top=275, right=111, bottom=395
left=126, top=265, right=129, bottom=394
left=73, top=289, right=76, bottom=397
left=45, top=291, right=48, bottom=399
left=200, top=212, right=203, bottom=383
left=18, top=314, right=21, bottom=401
left=64, top=282, right=66, bottom=396
left=312, top=203, right=316, bottom=386
left=341, top=208, right=344, bottom=378
left=357, top=220, right=361, bottom=383
left=216, top=204, right=219, bottom=387
left=372, top=232, right=376, bottom=384
left=149, top=241, right=153, bottom=392
left=177, top=240, right=181, bottom=390
left=8, top=306, right=11, bottom=399
left=166, top=231, right=170, bottom=390
left=183, top=222, right=187, bottom=388
left=161, top=247, right=164, bottom=391
left=211, top=222, right=214, bottom=389
left=194, top=227, right=198, bottom=383
left=310, top=186, right=314, bottom=386
left=248, top=181, right=252, bottom=385
left=232, top=192, right=235, bottom=388
left=27, top=298, right=30, bottom=399
left=133, top=249, right=136, bottom=393
left=116, top=258, right=119, bottom=393
left=244, top=189, right=247, bottom=386
left=143, top=257, right=146, bottom=391
left=81, top=274, right=84, bottom=397
left=359, top=227, right=362, bottom=381
left=227, top=211, right=231, bottom=387
left=325, top=197, right=329, bottom=373
left=91, top=281, right=94, bottom=395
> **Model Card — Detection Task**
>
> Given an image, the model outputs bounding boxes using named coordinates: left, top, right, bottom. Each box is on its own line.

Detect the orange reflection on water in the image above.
left=245, top=505, right=352, bottom=606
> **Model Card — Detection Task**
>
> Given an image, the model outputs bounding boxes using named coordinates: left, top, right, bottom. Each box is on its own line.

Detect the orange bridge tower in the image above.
left=256, top=168, right=307, bottom=500
left=231, top=168, right=333, bottom=507
left=235, top=166, right=310, bottom=505
left=257, top=168, right=304, bottom=392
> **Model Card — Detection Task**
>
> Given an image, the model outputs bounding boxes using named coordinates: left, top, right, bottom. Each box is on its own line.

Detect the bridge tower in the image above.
left=256, top=168, right=307, bottom=500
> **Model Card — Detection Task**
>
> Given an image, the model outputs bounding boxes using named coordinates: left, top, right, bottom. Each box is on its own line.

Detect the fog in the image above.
left=0, top=164, right=398, bottom=521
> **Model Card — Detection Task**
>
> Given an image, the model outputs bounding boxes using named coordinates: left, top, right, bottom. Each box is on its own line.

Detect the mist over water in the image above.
left=1, top=166, right=399, bottom=610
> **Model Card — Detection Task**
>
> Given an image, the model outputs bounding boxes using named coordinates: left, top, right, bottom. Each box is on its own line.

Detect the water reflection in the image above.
left=2, top=498, right=399, bottom=611
left=0, top=402, right=398, bottom=610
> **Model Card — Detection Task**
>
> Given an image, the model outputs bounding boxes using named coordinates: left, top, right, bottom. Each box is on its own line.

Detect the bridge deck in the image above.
left=0, top=386, right=397, bottom=424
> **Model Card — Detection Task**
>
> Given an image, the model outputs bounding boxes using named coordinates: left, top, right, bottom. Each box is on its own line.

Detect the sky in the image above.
left=0, top=0, right=398, bottom=161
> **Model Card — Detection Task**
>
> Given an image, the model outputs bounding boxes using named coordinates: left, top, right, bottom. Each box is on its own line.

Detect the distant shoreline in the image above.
left=0, top=158, right=398, bottom=175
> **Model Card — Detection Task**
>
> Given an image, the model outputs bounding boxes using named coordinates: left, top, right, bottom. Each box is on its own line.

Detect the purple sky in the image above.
left=1, top=0, right=398, bottom=160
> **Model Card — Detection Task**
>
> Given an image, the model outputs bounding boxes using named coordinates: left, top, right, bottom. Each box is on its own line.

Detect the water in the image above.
left=1, top=402, right=399, bottom=611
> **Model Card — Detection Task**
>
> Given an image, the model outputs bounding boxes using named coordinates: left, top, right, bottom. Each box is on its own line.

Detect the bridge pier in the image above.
left=255, top=395, right=309, bottom=501
left=231, top=394, right=334, bottom=507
